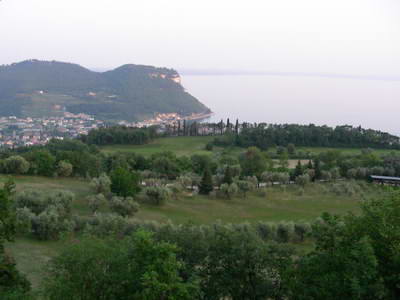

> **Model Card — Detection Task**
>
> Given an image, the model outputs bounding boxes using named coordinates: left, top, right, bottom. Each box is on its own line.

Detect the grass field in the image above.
left=101, top=136, right=215, bottom=156
left=298, top=146, right=400, bottom=155
left=100, top=136, right=400, bottom=158
left=135, top=183, right=365, bottom=224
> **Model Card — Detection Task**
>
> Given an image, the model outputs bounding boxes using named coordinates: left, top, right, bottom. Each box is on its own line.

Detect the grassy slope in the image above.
left=135, top=183, right=364, bottom=224
left=100, top=136, right=400, bottom=157
left=100, top=136, right=216, bottom=156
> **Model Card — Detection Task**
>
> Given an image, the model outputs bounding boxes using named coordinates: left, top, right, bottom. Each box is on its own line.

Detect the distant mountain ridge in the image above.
left=0, top=60, right=210, bottom=121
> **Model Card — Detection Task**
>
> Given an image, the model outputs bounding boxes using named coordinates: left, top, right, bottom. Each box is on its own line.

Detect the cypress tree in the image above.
left=294, top=160, right=303, bottom=178
left=235, top=119, right=239, bottom=135
left=199, top=167, right=213, bottom=195
left=223, top=166, right=233, bottom=185
left=314, top=158, right=322, bottom=180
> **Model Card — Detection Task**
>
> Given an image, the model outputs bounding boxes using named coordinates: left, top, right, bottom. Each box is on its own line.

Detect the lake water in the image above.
left=181, top=74, right=400, bottom=136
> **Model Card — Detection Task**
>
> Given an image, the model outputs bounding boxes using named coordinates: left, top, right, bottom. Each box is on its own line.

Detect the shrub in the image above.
left=87, top=193, right=106, bottom=214
left=109, top=196, right=140, bottom=217
left=276, top=221, right=295, bottom=243
left=144, top=186, right=171, bottom=206
left=295, top=174, right=310, bottom=187
left=4, top=156, right=30, bottom=175
left=294, top=222, right=311, bottom=242
left=90, top=173, right=111, bottom=195
left=15, top=190, right=75, bottom=240
left=56, top=161, right=73, bottom=177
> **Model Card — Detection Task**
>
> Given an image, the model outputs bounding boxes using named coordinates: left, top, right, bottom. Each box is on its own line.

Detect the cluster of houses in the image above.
left=120, top=112, right=213, bottom=128
left=0, top=113, right=105, bottom=148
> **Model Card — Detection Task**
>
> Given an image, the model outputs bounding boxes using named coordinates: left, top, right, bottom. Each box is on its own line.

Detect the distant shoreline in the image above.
left=180, top=70, right=400, bottom=82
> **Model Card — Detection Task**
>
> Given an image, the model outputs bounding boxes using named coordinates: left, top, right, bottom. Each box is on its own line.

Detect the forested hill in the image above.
left=0, top=60, right=210, bottom=120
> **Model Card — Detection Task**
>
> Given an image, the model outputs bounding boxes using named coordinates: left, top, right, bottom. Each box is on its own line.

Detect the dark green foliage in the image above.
left=314, top=158, right=322, bottom=180
left=82, top=126, right=157, bottom=146
left=110, top=167, right=141, bottom=198
left=143, top=186, right=171, bottom=206
left=352, top=192, right=400, bottom=298
left=239, top=147, right=267, bottom=178
left=218, top=124, right=400, bottom=150
left=191, top=154, right=217, bottom=175
left=289, top=213, right=386, bottom=300
left=150, top=152, right=182, bottom=180
left=44, top=231, right=197, bottom=300
left=294, top=160, right=303, bottom=178
left=205, top=142, right=213, bottom=151
left=222, top=165, right=233, bottom=185
left=24, top=150, right=56, bottom=176
left=0, top=188, right=31, bottom=296
left=200, top=227, right=294, bottom=300
left=0, top=60, right=210, bottom=120
left=199, top=168, right=213, bottom=195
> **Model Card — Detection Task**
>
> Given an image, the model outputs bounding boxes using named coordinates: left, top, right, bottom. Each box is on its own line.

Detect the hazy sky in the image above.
left=1, top=0, right=399, bottom=75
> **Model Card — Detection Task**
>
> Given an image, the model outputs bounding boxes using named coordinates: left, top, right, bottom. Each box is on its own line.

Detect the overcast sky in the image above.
left=0, top=0, right=399, bottom=76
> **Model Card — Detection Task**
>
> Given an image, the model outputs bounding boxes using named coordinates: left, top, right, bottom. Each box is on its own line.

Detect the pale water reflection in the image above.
left=182, top=75, right=400, bottom=135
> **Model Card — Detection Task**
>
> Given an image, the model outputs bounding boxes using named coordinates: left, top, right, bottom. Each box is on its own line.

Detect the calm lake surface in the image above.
left=182, top=75, right=400, bottom=136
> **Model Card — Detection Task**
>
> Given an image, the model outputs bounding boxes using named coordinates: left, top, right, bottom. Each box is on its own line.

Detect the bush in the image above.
left=15, top=190, right=75, bottom=240
left=110, top=168, right=141, bottom=198
left=4, top=156, right=30, bottom=175
left=87, top=193, right=106, bottom=214
left=276, top=221, right=295, bottom=243
left=110, top=196, right=140, bottom=217
left=205, top=142, right=213, bottom=151
left=90, top=173, right=111, bottom=195
left=56, top=161, right=73, bottom=177
left=144, top=186, right=171, bottom=206
left=219, top=183, right=239, bottom=199
left=295, top=174, right=310, bottom=187
left=43, top=231, right=197, bottom=300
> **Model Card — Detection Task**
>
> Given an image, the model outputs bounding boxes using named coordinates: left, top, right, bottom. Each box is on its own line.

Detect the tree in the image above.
left=24, top=150, right=56, bottom=176
left=90, top=173, right=111, bottom=195
left=295, top=174, right=310, bottom=187
left=87, top=193, right=106, bottom=214
left=0, top=188, right=31, bottom=296
left=219, top=183, right=238, bottom=199
left=314, top=158, right=322, bottom=180
left=287, top=143, right=296, bottom=155
left=222, top=165, right=233, bottom=185
left=200, top=227, right=294, bottom=300
left=44, top=231, right=198, bottom=300
left=199, top=167, right=213, bottom=195
left=144, top=186, right=171, bottom=206
left=4, top=156, right=30, bottom=175
left=239, top=147, right=267, bottom=178
left=110, top=196, right=140, bottom=217
left=236, top=180, right=255, bottom=198
left=289, top=213, right=386, bottom=300
left=110, top=168, right=141, bottom=198
left=56, top=160, right=73, bottom=177
left=352, top=192, right=400, bottom=298
left=294, top=160, right=303, bottom=178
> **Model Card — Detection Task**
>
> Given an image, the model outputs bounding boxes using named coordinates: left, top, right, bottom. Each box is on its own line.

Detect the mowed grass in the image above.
left=298, top=146, right=400, bottom=156
left=5, top=238, right=64, bottom=290
left=100, top=136, right=400, bottom=158
left=101, top=136, right=215, bottom=156
left=135, top=183, right=365, bottom=224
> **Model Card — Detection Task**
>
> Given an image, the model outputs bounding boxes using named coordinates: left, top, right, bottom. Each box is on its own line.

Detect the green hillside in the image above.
left=0, top=60, right=210, bottom=120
